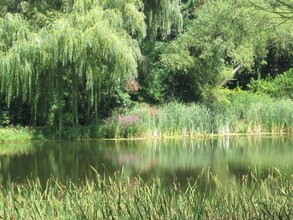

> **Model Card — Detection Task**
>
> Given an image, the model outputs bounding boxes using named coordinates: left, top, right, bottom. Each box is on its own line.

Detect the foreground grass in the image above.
left=1, top=170, right=293, bottom=219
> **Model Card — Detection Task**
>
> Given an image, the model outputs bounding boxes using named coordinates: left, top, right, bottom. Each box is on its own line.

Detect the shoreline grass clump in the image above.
left=0, top=126, right=43, bottom=142
left=1, top=169, right=293, bottom=219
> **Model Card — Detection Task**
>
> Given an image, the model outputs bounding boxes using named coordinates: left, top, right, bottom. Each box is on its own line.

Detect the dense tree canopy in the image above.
left=159, top=0, right=293, bottom=101
left=0, top=0, right=292, bottom=128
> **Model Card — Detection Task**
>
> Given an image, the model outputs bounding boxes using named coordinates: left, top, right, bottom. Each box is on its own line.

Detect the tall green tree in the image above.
left=0, top=0, right=146, bottom=128
left=159, top=0, right=293, bottom=102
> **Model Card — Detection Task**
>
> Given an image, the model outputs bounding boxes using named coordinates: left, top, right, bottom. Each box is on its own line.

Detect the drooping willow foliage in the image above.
left=0, top=0, right=142, bottom=128
left=0, top=0, right=184, bottom=128
left=144, top=0, right=183, bottom=40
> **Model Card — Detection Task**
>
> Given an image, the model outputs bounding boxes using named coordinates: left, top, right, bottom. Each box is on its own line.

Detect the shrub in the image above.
left=248, top=69, right=293, bottom=99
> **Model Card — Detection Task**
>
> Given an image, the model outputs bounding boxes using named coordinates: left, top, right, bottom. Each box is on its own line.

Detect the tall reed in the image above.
left=103, top=91, right=293, bottom=138
left=1, top=169, right=292, bottom=219
left=39, top=94, right=293, bottom=140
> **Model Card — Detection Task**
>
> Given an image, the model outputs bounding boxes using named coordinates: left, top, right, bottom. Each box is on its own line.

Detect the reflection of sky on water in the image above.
left=0, top=135, right=293, bottom=187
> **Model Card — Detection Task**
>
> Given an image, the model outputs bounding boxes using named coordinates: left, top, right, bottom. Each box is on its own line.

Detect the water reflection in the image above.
left=0, top=135, right=293, bottom=186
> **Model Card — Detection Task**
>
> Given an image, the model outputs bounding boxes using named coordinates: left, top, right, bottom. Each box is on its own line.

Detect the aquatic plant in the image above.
left=109, top=92, right=293, bottom=138
left=1, top=169, right=292, bottom=219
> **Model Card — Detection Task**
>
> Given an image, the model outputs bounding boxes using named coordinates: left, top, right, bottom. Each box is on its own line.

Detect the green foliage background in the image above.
left=0, top=0, right=293, bottom=135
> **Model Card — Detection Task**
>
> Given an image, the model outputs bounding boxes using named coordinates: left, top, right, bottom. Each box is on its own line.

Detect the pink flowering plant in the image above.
left=102, top=113, right=143, bottom=138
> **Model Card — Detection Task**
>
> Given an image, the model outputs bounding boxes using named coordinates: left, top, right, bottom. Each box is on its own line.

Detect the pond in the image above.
left=0, top=135, right=293, bottom=187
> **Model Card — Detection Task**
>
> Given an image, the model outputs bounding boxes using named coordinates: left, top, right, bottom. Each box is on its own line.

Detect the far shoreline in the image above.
left=0, top=126, right=292, bottom=144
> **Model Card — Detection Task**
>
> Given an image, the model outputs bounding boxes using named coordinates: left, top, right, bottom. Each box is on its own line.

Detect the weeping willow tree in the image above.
left=0, top=0, right=146, bottom=128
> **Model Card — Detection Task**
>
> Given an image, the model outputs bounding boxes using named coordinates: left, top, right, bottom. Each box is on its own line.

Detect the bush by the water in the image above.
left=0, top=126, right=43, bottom=142
left=248, top=69, right=293, bottom=99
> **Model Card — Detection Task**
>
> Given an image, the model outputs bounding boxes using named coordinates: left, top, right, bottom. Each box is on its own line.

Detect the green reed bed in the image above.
left=1, top=169, right=293, bottom=219
left=103, top=91, right=293, bottom=138
left=215, top=91, right=293, bottom=134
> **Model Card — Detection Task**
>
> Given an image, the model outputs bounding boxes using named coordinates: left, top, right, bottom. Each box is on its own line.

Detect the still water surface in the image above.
left=0, top=135, right=293, bottom=186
